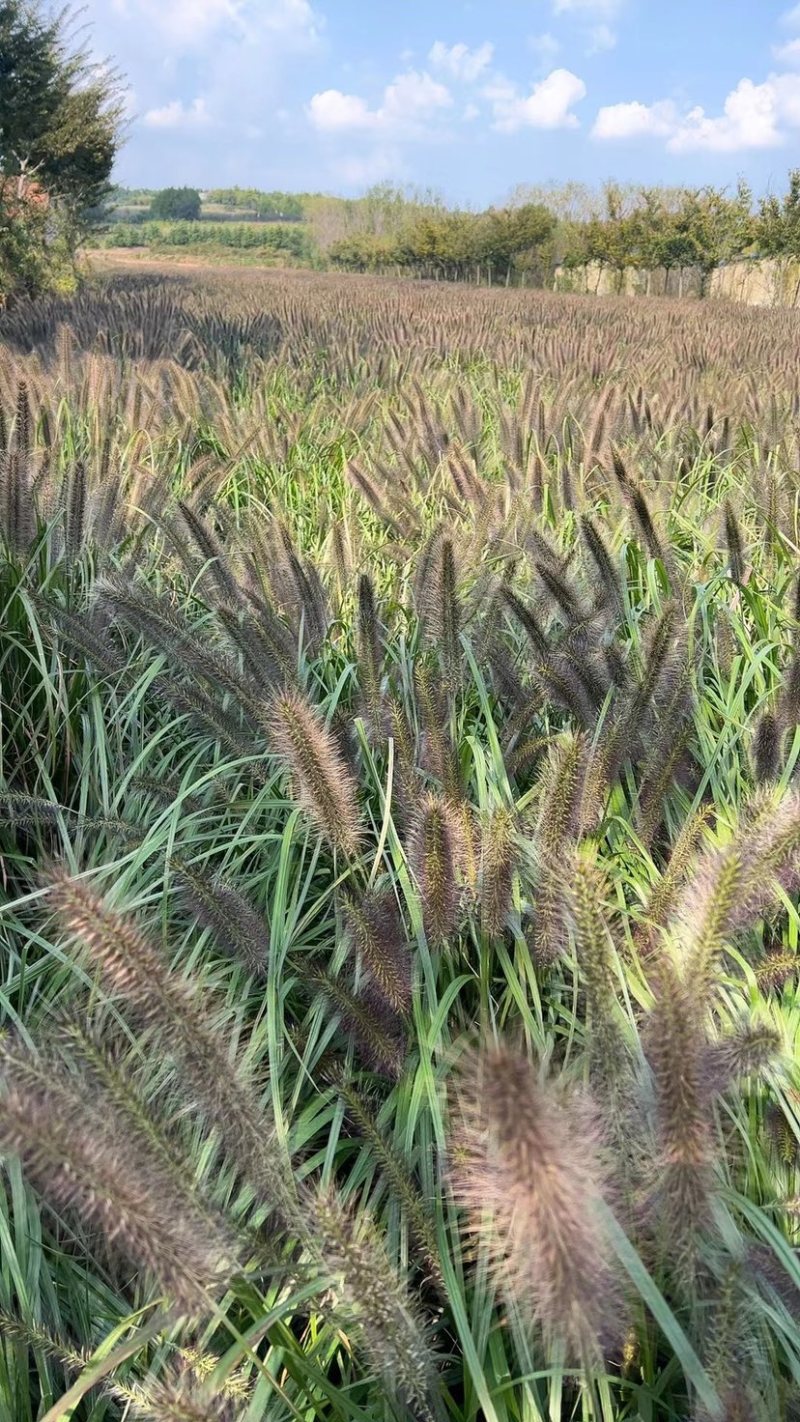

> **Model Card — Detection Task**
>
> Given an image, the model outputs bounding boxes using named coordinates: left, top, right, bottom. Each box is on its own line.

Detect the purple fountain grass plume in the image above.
left=479, top=806, right=518, bottom=938
left=451, top=1041, right=625, bottom=1361
left=328, top=1067, right=444, bottom=1292
left=174, top=863, right=271, bottom=978
left=0, top=1037, right=237, bottom=1316
left=643, top=956, right=717, bottom=1282
left=673, top=788, right=800, bottom=998
left=313, top=970, right=407, bottom=1079
left=343, top=888, right=413, bottom=1015
left=45, top=870, right=294, bottom=1223
left=751, top=711, right=782, bottom=785
left=356, top=572, right=385, bottom=737
left=408, top=792, right=466, bottom=943
left=304, top=1184, right=443, bottom=1422
left=527, top=731, right=586, bottom=966
left=723, top=502, right=746, bottom=587
left=267, top=688, right=362, bottom=858
left=568, top=845, right=630, bottom=1096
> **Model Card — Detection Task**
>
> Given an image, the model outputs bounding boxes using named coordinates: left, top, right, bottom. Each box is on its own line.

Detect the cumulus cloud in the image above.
left=586, top=24, right=617, bottom=54
left=488, top=68, right=587, bottom=132
left=142, top=97, right=212, bottom=129
left=592, top=98, right=677, bottom=140
left=428, top=40, right=494, bottom=83
left=308, top=70, right=452, bottom=138
left=594, top=72, right=800, bottom=151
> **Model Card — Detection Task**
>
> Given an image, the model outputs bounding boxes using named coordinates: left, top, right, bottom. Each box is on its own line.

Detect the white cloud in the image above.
left=592, top=99, right=677, bottom=140
left=773, top=38, right=800, bottom=66
left=428, top=40, right=494, bottom=83
left=586, top=24, right=617, bottom=54
left=308, top=90, right=374, bottom=133
left=142, top=97, right=212, bottom=129
left=489, top=68, right=587, bottom=132
left=528, top=32, right=561, bottom=69
left=553, top=0, right=622, bottom=15
left=593, top=73, right=800, bottom=152
left=782, top=3, right=800, bottom=26
left=110, top=0, right=317, bottom=51
left=308, top=70, right=453, bottom=138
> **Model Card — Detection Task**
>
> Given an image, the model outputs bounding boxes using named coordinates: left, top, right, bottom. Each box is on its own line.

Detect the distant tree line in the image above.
left=326, top=174, right=800, bottom=285
left=204, top=188, right=304, bottom=221
left=98, top=219, right=313, bottom=260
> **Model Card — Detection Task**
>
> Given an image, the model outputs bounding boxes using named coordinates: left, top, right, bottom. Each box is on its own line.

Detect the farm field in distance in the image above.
left=4, top=264, right=800, bottom=1421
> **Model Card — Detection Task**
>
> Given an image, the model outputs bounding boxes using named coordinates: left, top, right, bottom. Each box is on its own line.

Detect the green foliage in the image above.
left=149, top=186, right=202, bottom=221
left=0, top=0, right=123, bottom=300
left=2, top=269, right=800, bottom=1420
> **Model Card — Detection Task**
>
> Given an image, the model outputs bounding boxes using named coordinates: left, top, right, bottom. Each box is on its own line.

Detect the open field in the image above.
left=3, top=267, right=800, bottom=1420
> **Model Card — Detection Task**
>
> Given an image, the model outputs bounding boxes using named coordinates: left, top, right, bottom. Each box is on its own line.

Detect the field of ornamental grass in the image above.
left=2, top=266, right=800, bottom=1419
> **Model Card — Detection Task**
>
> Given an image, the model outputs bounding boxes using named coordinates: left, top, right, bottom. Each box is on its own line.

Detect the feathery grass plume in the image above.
left=175, top=863, right=271, bottom=977
left=343, top=888, right=412, bottom=1014
left=386, top=688, right=418, bottom=806
left=635, top=804, right=714, bottom=956
left=0, top=1310, right=89, bottom=1380
left=479, top=807, right=517, bottom=937
left=305, top=1185, right=442, bottom=1422
left=414, top=658, right=460, bottom=798
left=752, top=711, right=782, bottom=784
left=312, top=971, right=406, bottom=1078
left=178, top=499, right=241, bottom=606
left=49, top=605, right=128, bottom=680
left=528, top=731, right=585, bottom=965
left=580, top=514, right=624, bottom=613
left=0, top=1038, right=236, bottom=1314
left=501, top=586, right=550, bottom=660
left=45, top=871, right=293, bottom=1220
left=644, top=958, right=717, bottom=1278
left=121, top=1363, right=246, bottom=1421
left=219, top=600, right=295, bottom=691
left=756, top=949, right=798, bottom=991
left=706, top=1018, right=782, bottom=1091
left=329, top=1068, right=443, bottom=1291
left=723, top=501, right=746, bottom=586
left=408, top=793, right=464, bottom=942
left=0, top=446, right=35, bottom=553
left=569, top=845, right=629, bottom=1095
left=98, top=580, right=266, bottom=726
left=451, top=1042, right=624, bottom=1360
left=268, top=688, right=362, bottom=857
left=63, top=460, right=87, bottom=563
left=675, top=791, right=800, bottom=993
left=536, top=559, right=581, bottom=623
left=14, top=378, right=31, bottom=455
left=421, top=537, right=461, bottom=693
left=356, top=572, right=384, bottom=736
left=155, top=676, right=267, bottom=774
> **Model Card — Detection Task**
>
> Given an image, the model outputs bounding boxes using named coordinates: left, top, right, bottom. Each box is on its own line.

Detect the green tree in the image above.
left=149, top=187, right=202, bottom=221
left=0, top=0, right=124, bottom=298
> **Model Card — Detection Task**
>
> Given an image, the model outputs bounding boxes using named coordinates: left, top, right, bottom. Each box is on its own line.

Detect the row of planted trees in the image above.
left=328, top=173, right=800, bottom=286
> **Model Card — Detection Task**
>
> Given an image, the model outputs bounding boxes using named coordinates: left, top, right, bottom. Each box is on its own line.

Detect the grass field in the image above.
left=2, top=265, right=800, bottom=1421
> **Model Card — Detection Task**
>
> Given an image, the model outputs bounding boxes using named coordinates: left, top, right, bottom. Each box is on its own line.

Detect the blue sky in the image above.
left=84, top=0, right=800, bottom=203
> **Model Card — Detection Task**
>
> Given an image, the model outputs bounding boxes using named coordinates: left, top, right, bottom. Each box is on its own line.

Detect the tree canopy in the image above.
left=0, top=0, right=124, bottom=298
left=149, top=187, right=202, bottom=222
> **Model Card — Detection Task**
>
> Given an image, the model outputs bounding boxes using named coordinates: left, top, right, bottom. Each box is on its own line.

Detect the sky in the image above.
left=82, top=0, right=800, bottom=204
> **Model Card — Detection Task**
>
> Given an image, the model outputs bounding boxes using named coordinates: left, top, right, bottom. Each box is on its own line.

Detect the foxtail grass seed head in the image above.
left=408, top=793, right=465, bottom=942
left=451, top=1042, right=624, bottom=1360
left=268, top=688, right=362, bottom=857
